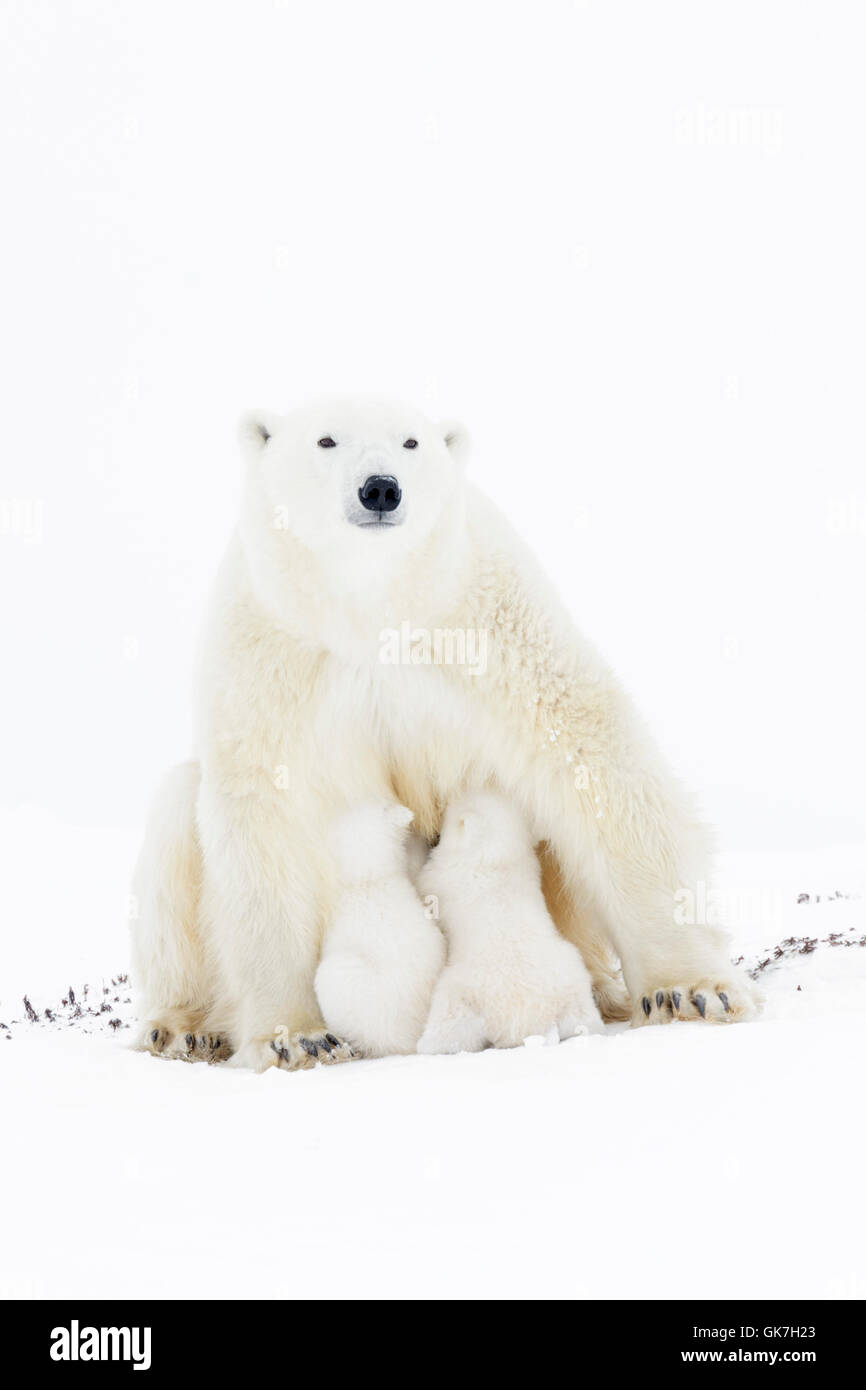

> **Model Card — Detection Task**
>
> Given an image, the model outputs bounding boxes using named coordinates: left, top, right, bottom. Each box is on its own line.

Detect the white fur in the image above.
left=417, top=791, right=602, bottom=1052
left=131, top=395, right=759, bottom=1071
left=314, top=803, right=444, bottom=1057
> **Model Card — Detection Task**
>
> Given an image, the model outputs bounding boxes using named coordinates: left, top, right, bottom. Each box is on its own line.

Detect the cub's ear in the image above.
left=455, top=809, right=480, bottom=835
left=440, top=420, right=470, bottom=466
left=238, top=411, right=279, bottom=455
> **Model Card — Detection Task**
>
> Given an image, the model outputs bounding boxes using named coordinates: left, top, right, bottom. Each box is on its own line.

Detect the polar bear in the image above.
left=315, top=802, right=444, bottom=1057
left=130, top=395, right=759, bottom=1071
left=417, top=790, right=603, bottom=1053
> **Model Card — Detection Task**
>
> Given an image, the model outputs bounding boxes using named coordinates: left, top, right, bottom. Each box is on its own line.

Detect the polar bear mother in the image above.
left=131, top=396, right=757, bottom=1070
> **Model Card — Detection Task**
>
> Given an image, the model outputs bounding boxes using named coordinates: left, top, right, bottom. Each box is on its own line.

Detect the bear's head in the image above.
left=240, top=396, right=469, bottom=568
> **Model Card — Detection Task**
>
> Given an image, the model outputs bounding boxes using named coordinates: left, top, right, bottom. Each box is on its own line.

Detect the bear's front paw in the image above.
left=632, top=978, right=761, bottom=1027
left=134, top=1022, right=172, bottom=1055
left=282, top=1029, right=356, bottom=1066
left=235, top=1030, right=357, bottom=1072
left=172, top=1031, right=232, bottom=1063
left=133, top=1018, right=232, bottom=1062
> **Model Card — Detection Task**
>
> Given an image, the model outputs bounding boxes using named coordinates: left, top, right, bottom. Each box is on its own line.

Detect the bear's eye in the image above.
left=403, top=438, right=418, bottom=449
left=317, top=436, right=337, bottom=449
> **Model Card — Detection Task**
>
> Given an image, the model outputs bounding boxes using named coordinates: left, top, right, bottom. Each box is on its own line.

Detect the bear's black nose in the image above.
left=359, top=475, right=402, bottom=513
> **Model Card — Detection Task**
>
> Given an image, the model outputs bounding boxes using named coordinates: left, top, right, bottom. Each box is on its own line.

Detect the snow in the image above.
left=2, top=813, right=863, bottom=1301
left=1, top=0, right=865, bottom=1302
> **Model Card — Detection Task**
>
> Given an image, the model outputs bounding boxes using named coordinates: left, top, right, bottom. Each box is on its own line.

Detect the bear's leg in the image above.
left=197, top=785, right=355, bottom=1073
left=539, top=844, right=631, bottom=1021
left=456, top=543, right=764, bottom=1029
left=502, top=720, right=760, bottom=1028
left=129, top=763, right=226, bottom=1059
left=545, top=782, right=761, bottom=1029
left=588, top=890, right=761, bottom=1031
left=223, top=961, right=355, bottom=1073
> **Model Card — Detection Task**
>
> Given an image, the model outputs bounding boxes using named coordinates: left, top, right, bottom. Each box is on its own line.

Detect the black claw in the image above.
left=672, top=990, right=681, bottom=1011
left=694, top=993, right=707, bottom=1018
left=317, top=1035, right=333, bottom=1053
left=718, top=991, right=730, bottom=1012
left=300, top=1036, right=318, bottom=1058
left=655, top=990, right=664, bottom=1009
left=641, top=996, right=651, bottom=1017
left=325, top=1034, right=340, bottom=1048
left=150, top=1029, right=159, bottom=1044
left=270, top=1040, right=280, bottom=1056
left=199, top=1035, right=207, bottom=1049
left=279, top=1045, right=290, bottom=1062
left=185, top=1033, right=194, bottom=1048
left=214, top=1037, right=221, bottom=1047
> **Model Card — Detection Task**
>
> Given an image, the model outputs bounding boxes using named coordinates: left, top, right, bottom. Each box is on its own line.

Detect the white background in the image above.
left=1, top=0, right=865, bottom=1306
left=1, top=0, right=864, bottom=854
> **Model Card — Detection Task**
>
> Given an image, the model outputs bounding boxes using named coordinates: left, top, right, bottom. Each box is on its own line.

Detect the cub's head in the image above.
left=435, top=790, right=537, bottom=873
left=240, top=396, right=469, bottom=565
left=331, top=801, right=415, bottom=883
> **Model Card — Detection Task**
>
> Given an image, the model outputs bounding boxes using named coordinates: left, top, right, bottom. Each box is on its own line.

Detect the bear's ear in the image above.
left=440, top=420, right=470, bottom=466
left=238, top=411, right=279, bottom=455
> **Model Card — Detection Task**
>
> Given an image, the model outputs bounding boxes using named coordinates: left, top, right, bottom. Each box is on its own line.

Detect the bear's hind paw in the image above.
left=633, top=978, right=761, bottom=1027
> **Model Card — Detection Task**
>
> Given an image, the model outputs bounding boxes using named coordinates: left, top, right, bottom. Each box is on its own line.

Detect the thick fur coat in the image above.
left=131, top=396, right=758, bottom=1070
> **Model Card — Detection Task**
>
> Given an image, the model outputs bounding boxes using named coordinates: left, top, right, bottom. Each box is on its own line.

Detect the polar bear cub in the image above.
left=315, top=802, right=445, bottom=1057
left=417, top=791, right=603, bottom=1053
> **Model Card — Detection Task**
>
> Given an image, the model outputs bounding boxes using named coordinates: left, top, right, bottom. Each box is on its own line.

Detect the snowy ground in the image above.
left=1, top=809, right=864, bottom=1301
